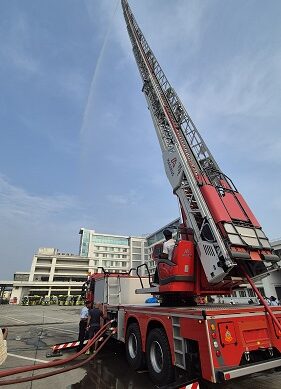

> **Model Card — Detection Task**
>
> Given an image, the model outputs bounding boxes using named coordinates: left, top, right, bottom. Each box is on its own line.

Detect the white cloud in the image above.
left=0, top=174, right=94, bottom=278
left=0, top=174, right=80, bottom=223
left=180, top=53, right=281, bottom=119
left=0, top=11, right=40, bottom=75
left=106, top=189, right=142, bottom=207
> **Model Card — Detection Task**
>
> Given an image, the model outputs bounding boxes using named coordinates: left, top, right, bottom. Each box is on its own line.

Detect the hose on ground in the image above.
left=0, top=328, right=116, bottom=386
left=0, top=320, right=115, bottom=381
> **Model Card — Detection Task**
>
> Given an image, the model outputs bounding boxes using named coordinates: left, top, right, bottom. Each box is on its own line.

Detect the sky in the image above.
left=0, top=0, right=280, bottom=280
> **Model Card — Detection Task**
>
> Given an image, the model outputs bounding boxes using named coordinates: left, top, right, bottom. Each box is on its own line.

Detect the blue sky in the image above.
left=0, top=0, right=280, bottom=279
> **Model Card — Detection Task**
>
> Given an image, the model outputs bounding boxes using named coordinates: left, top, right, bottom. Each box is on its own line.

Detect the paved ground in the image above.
left=1, top=305, right=281, bottom=388
left=0, top=305, right=153, bottom=389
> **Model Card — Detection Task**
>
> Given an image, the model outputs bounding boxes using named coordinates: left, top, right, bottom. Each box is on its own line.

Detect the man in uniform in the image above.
left=86, top=303, right=106, bottom=354
left=77, top=300, right=91, bottom=351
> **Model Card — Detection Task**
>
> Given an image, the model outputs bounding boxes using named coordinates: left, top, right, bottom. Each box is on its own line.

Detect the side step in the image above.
left=135, top=286, right=159, bottom=294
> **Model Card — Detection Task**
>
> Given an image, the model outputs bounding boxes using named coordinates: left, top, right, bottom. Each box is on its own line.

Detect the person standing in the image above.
left=77, top=300, right=91, bottom=351
left=86, top=303, right=106, bottom=354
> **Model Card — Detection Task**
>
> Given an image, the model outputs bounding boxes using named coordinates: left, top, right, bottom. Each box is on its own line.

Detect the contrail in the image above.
left=80, top=0, right=119, bottom=136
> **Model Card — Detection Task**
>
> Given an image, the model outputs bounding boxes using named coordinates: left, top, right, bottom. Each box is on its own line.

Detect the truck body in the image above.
left=88, top=274, right=281, bottom=386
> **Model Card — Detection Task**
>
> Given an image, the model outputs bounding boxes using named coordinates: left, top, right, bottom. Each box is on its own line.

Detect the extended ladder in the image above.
left=121, top=0, right=278, bottom=285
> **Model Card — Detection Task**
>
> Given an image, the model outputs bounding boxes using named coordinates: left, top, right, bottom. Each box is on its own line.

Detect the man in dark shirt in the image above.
left=86, top=303, right=105, bottom=353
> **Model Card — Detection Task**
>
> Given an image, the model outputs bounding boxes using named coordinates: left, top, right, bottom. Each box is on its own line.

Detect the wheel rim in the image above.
left=150, top=340, right=163, bottom=373
left=128, top=333, right=138, bottom=359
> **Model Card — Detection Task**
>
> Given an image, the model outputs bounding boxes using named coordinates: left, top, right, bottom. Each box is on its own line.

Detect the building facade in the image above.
left=11, top=230, right=148, bottom=303
left=79, top=228, right=147, bottom=274
left=262, top=239, right=281, bottom=300
left=9, top=224, right=281, bottom=305
left=11, top=248, right=89, bottom=303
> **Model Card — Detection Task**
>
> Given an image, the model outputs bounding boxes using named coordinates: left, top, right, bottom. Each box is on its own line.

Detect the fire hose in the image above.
left=0, top=320, right=116, bottom=386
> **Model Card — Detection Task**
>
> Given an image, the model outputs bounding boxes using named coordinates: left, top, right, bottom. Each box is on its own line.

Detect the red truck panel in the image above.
left=221, top=192, right=248, bottom=221
left=235, top=192, right=260, bottom=227
left=200, top=185, right=231, bottom=223
left=200, top=184, right=261, bottom=228
left=158, top=240, right=195, bottom=293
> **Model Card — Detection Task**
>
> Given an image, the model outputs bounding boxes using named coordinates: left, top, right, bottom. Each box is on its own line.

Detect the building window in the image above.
left=248, top=289, right=255, bottom=297
left=258, top=287, right=265, bottom=297
left=14, top=274, right=29, bottom=281
left=239, top=290, right=246, bottom=297
left=92, top=235, right=129, bottom=246
left=133, top=254, right=141, bottom=261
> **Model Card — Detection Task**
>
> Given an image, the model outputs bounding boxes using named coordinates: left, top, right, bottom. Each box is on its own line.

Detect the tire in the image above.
left=146, top=327, right=174, bottom=385
left=125, top=323, right=145, bottom=370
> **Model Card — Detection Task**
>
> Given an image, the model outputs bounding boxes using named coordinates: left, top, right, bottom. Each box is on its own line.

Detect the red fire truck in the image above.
left=87, top=269, right=281, bottom=387
left=88, top=1, right=281, bottom=387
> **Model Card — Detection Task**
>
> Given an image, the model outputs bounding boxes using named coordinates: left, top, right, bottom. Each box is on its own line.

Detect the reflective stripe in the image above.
left=179, top=382, right=199, bottom=389
left=52, top=339, right=88, bottom=351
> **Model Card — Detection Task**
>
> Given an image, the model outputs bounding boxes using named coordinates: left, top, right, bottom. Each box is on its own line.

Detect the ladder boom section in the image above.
left=122, top=0, right=279, bottom=283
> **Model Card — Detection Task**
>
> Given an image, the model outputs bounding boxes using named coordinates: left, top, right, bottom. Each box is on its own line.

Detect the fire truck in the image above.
left=87, top=1, right=281, bottom=386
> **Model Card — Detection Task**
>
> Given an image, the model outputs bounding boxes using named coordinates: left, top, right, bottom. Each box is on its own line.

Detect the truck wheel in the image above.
left=146, top=327, right=174, bottom=385
left=125, top=323, right=145, bottom=370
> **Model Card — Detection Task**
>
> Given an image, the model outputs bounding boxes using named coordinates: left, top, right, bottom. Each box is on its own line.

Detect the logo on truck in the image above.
left=224, top=330, right=233, bottom=343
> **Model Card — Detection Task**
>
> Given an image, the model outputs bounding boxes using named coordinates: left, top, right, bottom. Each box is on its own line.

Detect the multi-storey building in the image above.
left=11, top=249, right=89, bottom=302
left=10, top=230, right=147, bottom=303
left=79, top=228, right=147, bottom=274
left=262, top=238, right=281, bottom=300
left=9, top=224, right=281, bottom=304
